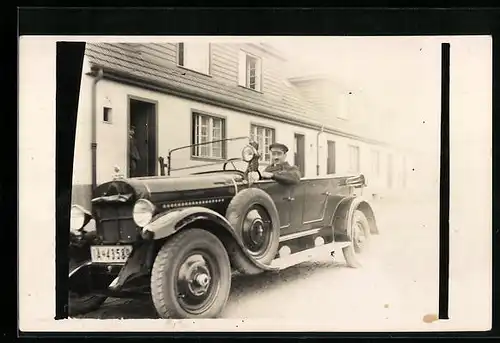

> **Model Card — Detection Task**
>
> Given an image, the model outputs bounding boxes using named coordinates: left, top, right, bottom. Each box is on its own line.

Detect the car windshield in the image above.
left=161, top=136, right=253, bottom=177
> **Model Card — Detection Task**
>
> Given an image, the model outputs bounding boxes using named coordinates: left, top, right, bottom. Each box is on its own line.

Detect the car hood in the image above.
left=92, top=171, right=245, bottom=204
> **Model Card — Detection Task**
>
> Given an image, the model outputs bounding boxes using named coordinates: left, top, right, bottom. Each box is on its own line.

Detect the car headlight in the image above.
left=70, top=205, right=90, bottom=233
left=133, top=199, right=155, bottom=227
left=242, top=145, right=257, bottom=162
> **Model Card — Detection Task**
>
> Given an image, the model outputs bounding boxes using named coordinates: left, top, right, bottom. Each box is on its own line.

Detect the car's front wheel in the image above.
left=151, top=229, right=232, bottom=319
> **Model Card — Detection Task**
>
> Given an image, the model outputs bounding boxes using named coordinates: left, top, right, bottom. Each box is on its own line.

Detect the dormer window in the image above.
left=238, top=50, right=262, bottom=91
left=177, top=42, right=211, bottom=75
left=337, top=91, right=352, bottom=120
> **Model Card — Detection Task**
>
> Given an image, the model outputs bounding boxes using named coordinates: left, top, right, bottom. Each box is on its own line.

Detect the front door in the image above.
left=129, top=98, right=157, bottom=177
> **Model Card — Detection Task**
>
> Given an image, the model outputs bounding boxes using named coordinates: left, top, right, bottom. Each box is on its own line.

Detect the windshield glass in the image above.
left=164, top=136, right=253, bottom=177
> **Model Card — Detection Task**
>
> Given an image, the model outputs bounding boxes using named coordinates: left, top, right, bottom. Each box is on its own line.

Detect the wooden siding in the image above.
left=85, top=42, right=389, bottom=143
left=140, top=43, right=177, bottom=66
left=210, top=43, right=239, bottom=83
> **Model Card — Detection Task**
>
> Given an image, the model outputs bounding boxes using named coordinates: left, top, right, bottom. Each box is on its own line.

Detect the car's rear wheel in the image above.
left=343, top=210, right=371, bottom=268
left=151, top=229, right=231, bottom=319
left=68, top=260, right=107, bottom=316
left=225, top=188, right=280, bottom=275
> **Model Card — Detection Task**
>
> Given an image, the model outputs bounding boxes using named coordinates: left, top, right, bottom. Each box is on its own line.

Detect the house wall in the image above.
left=71, top=55, right=94, bottom=207
left=72, top=76, right=414, bottom=208
left=72, top=42, right=423, bottom=208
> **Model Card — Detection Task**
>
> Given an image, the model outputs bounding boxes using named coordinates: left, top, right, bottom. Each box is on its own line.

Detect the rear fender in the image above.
left=142, top=206, right=277, bottom=272
left=332, top=196, right=379, bottom=241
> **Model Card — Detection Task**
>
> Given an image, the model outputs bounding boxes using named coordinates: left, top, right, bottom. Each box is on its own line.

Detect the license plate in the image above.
left=90, top=245, right=133, bottom=264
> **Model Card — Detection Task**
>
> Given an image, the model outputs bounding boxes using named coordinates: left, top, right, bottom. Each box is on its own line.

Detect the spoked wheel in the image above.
left=352, top=210, right=371, bottom=253
left=225, top=188, right=280, bottom=275
left=343, top=210, right=372, bottom=268
left=68, top=261, right=107, bottom=316
left=241, top=205, right=273, bottom=259
left=151, top=229, right=231, bottom=319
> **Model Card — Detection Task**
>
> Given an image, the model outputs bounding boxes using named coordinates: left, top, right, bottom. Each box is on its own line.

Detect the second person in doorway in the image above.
left=129, top=126, right=141, bottom=177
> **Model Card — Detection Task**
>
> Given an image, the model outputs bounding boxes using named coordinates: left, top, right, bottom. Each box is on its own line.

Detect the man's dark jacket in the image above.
left=264, top=161, right=301, bottom=185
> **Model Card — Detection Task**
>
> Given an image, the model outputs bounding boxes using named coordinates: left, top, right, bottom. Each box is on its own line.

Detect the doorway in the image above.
left=128, top=97, right=157, bottom=178
left=294, top=133, right=305, bottom=177
left=327, top=140, right=336, bottom=174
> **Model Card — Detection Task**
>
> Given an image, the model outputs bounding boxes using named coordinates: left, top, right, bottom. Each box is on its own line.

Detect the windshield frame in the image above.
left=159, top=136, right=251, bottom=176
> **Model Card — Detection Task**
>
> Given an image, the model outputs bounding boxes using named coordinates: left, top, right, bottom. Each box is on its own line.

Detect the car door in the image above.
left=284, top=180, right=306, bottom=235
left=255, top=180, right=294, bottom=230
left=300, top=178, right=331, bottom=226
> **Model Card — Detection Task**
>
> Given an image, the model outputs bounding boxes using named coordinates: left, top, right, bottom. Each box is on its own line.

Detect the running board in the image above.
left=270, top=241, right=351, bottom=270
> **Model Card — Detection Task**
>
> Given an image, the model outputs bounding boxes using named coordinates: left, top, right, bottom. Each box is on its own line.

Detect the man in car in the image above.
left=261, top=142, right=301, bottom=185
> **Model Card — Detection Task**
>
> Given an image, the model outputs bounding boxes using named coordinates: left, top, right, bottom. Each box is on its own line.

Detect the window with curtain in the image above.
left=238, top=50, right=262, bottom=91
left=191, top=112, right=226, bottom=159
left=250, top=124, right=275, bottom=163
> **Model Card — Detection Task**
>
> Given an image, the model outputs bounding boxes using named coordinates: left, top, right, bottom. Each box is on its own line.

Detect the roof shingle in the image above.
left=85, top=42, right=382, bottom=144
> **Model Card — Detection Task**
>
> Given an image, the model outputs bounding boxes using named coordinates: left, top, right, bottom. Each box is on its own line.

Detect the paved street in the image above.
left=75, top=197, right=440, bottom=325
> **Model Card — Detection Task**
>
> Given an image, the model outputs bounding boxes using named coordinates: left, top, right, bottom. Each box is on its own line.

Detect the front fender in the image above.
left=332, top=196, right=379, bottom=240
left=142, top=207, right=204, bottom=239
left=142, top=206, right=277, bottom=272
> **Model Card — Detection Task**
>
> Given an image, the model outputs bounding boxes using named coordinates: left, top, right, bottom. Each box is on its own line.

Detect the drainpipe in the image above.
left=316, top=125, right=324, bottom=176
left=91, top=68, right=104, bottom=194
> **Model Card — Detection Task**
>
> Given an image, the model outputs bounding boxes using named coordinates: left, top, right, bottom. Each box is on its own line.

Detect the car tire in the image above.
left=343, top=210, right=371, bottom=268
left=225, top=187, right=280, bottom=275
left=150, top=229, right=232, bottom=319
left=68, top=260, right=107, bottom=316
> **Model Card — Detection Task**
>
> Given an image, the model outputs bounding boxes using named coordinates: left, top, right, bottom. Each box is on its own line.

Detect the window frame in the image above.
left=190, top=110, right=227, bottom=160
left=348, top=144, right=360, bottom=173
left=102, top=106, right=112, bottom=124
left=176, top=42, right=212, bottom=76
left=239, top=50, right=263, bottom=92
left=249, top=123, right=276, bottom=164
left=326, top=140, right=336, bottom=175
left=337, top=92, right=351, bottom=120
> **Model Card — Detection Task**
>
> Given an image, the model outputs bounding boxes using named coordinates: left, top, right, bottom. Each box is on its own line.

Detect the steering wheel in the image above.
left=223, top=158, right=239, bottom=171
left=223, top=158, right=262, bottom=182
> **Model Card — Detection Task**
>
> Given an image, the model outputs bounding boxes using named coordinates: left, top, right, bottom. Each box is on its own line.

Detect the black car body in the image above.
left=69, top=137, right=378, bottom=319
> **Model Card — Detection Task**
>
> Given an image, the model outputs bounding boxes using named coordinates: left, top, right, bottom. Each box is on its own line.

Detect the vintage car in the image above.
left=68, top=136, right=378, bottom=319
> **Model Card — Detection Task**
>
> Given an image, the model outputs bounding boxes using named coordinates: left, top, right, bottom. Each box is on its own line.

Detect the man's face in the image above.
left=129, top=128, right=135, bottom=137
left=271, top=149, right=286, bottom=164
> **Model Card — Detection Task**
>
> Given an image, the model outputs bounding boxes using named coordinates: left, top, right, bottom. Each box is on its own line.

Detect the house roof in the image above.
left=288, top=74, right=330, bottom=83
left=84, top=43, right=393, bottom=147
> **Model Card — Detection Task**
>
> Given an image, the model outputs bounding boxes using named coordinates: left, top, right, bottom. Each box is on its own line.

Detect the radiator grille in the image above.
left=93, top=204, right=139, bottom=244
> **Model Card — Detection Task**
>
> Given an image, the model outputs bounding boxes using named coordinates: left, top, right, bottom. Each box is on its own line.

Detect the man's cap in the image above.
left=269, top=142, right=289, bottom=153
